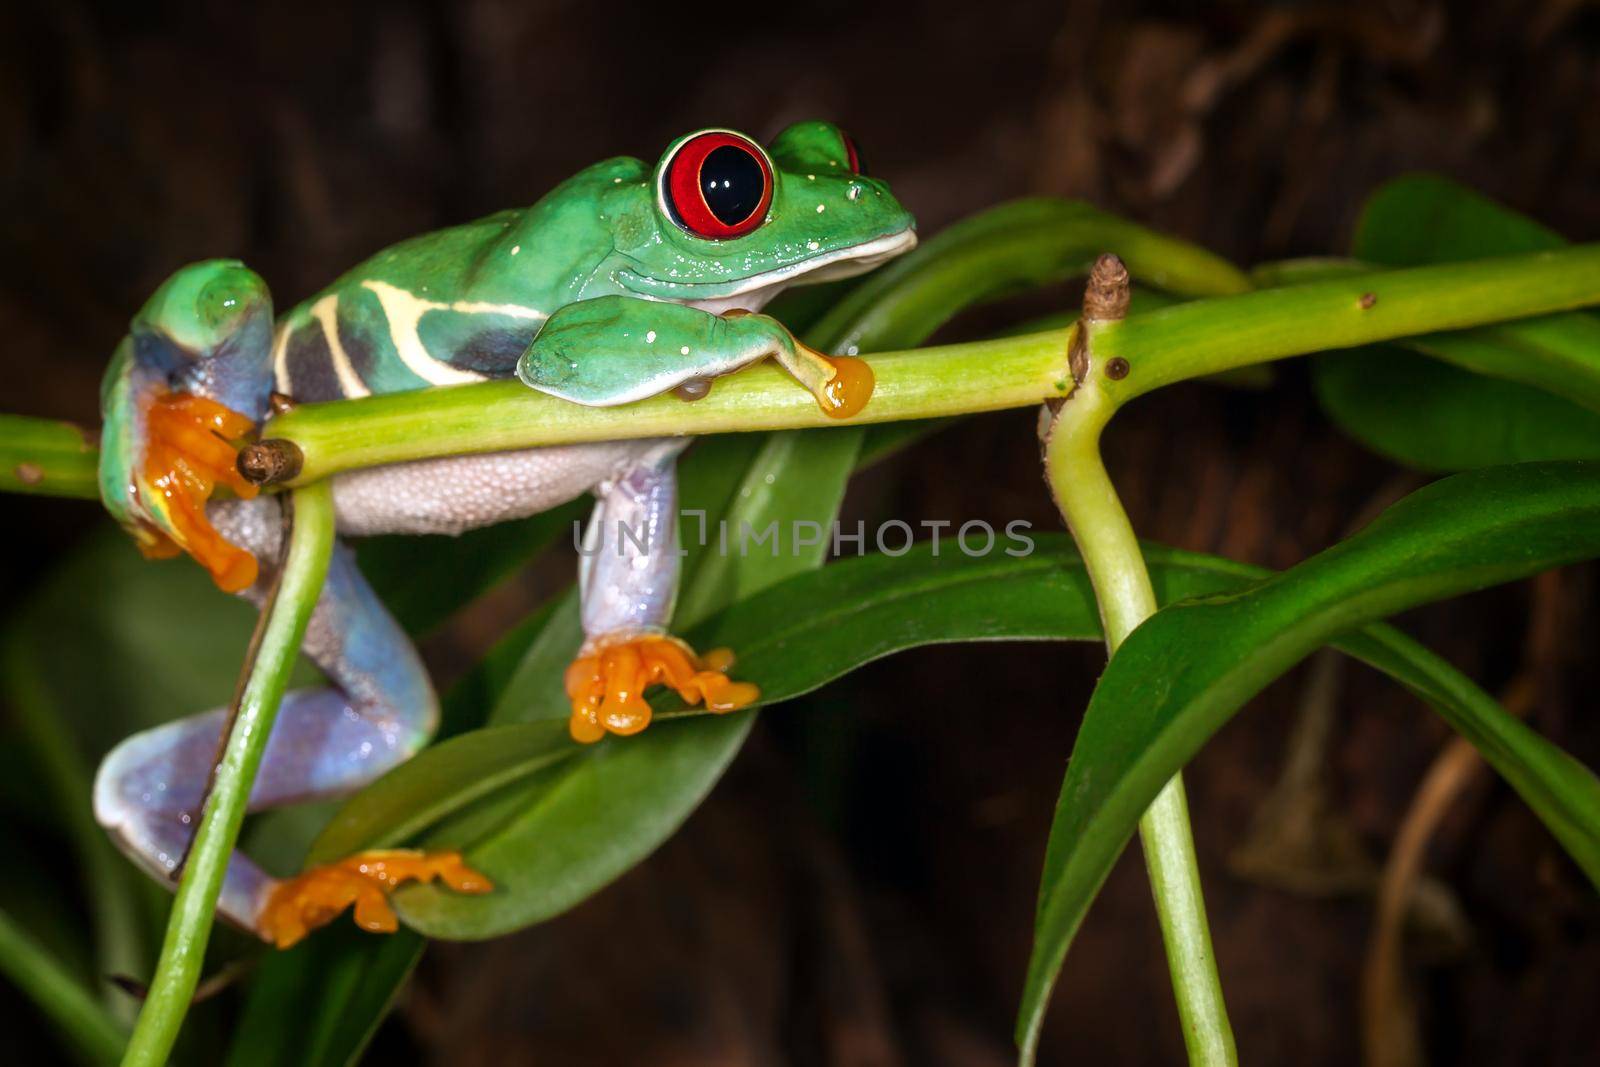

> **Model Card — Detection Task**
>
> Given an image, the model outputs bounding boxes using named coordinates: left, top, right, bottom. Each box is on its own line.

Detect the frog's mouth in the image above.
left=619, top=227, right=918, bottom=316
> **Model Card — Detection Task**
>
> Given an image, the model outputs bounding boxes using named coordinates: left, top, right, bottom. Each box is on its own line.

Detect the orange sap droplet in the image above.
left=819, top=356, right=874, bottom=419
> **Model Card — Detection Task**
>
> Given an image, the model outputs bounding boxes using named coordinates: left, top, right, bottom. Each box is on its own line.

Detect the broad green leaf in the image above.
left=1315, top=175, right=1600, bottom=469
left=309, top=529, right=1595, bottom=951
left=810, top=198, right=1249, bottom=356
left=1354, top=173, right=1563, bottom=265
left=1019, top=462, right=1600, bottom=1058
left=302, top=540, right=1255, bottom=938
left=1314, top=347, right=1600, bottom=470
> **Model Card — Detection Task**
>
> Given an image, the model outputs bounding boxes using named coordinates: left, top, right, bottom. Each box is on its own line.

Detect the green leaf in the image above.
left=223, top=926, right=423, bottom=1067
left=1354, top=174, right=1563, bottom=265
left=300, top=539, right=1253, bottom=938
left=1019, top=462, right=1600, bottom=1056
left=808, top=198, right=1249, bottom=357
left=1313, top=347, right=1600, bottom=471
left=1317, top=175, right=1600, bottom=468
left=310, top=521, right=1598, bottom=953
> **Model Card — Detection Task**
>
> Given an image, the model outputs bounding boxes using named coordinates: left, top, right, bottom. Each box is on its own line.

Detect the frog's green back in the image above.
left=270, top=158, right=641, bottom=402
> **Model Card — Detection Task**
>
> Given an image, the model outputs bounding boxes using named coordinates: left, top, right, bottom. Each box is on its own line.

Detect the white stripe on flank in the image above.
left=362, top=280, right=544, bottom=387
left=271, top=320, right=293, bottom=393
left=311, top=295, right=371, bottom=398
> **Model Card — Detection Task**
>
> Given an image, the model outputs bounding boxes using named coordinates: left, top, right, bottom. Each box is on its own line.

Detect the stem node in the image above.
left=238, top=439, right=304, bottom=486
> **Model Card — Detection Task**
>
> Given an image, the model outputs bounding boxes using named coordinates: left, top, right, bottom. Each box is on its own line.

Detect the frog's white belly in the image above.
left=326, top=439, right=681, bottom=538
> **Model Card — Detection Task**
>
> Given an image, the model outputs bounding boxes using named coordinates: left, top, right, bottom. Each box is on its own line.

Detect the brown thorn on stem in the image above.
left=238, top=438, right=304, bottom=486
left=1066, top=253, right=1132, bottom=387
left=1084, top=252, right=1132, bottom=322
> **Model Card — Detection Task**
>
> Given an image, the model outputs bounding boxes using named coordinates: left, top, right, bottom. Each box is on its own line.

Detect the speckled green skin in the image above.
left=271, top=120, right=915, bottom=402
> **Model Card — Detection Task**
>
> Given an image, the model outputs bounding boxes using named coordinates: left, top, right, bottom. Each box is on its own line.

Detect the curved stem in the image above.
left=0, top=906, right=126, bottom=1065
left=120, top=480, right=335, bottom=1067
left=1042, top=382, right=1237, bottom=1066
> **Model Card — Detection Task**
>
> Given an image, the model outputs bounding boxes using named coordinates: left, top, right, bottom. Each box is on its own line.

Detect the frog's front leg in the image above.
left=518, top=296, right=875, bottom=418
left=99, top=260, right=277, bottom=592
left=564, top=441, right=759, bottom=742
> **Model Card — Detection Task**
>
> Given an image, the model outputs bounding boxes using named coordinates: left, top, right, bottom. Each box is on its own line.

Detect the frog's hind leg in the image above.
left=564, top=442, right=760, bottom=743
left=93, top=498, right=488, bottom=948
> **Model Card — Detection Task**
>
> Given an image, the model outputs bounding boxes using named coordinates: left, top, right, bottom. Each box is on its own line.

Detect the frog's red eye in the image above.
left=663, top=131, right=774, bottom=240
left=842, top=132, right=866, bottom=175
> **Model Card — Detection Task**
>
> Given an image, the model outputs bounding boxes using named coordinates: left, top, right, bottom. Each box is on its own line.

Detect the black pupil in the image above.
left=700, top=145, right=764, bottom=226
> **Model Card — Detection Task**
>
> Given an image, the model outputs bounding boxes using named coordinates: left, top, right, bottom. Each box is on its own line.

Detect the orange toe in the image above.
left=564, top=634, right=760, bottom=743
left=140, top=392, right=260, bottom=592
left=258, top=849, right=492, bottom=950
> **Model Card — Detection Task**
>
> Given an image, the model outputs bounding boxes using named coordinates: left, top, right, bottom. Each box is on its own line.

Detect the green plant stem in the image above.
left=256, top=243, right=1600, bottom=483
left=1103, top=244, right=1600, bottom=404
left=0, top=414, right=99, bottom=499
left=1041, top=381, right=1236, bottom=1066
left=0, top=906, right=127, bottom=1066
left=120, top=480, right=335, bottom=1067
left=263, top=327, right=1078, bottom=483
left=7, top=243, right=1600, bottom=500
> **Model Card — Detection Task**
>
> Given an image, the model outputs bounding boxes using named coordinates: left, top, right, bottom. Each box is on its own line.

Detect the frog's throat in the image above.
left=615, top=226, right=917, bottom=314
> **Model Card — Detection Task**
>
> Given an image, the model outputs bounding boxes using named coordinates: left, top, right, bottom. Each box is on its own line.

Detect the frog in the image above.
left=91, top=121, right=916, bottom=949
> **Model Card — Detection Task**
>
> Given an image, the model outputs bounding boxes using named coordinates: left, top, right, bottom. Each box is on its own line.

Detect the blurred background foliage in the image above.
left=2, top=1, right=1599, bottom=1064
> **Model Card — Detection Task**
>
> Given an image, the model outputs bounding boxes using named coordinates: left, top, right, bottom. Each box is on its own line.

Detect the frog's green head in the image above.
left=599, top=121, right=916, bottom=312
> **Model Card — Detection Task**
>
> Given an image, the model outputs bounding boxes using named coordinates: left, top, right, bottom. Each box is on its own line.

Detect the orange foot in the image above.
left=564, top=634, right=760, bottom=743
left=141, top=392, right=261, bottom=592
left=258, top=849, right=493, bottom=950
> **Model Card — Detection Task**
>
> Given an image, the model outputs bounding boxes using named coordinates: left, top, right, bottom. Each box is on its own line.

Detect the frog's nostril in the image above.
left=847, top=182, right=865, bottom=202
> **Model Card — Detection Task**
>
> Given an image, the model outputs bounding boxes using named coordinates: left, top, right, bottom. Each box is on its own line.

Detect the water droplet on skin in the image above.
left=680, top=346, right=690, bottom=355
left=816, top=205, right=826, bottom=213
left=646, top=330, right=656, bottom=343
left=511, top=245, right=521, bottom=255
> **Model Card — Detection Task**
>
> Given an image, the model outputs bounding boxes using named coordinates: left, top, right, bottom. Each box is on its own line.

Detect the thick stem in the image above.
left=0, top=906, right=126, bottom=1065
left=120, top=480, right=335, bottom=1067
left=1043, top=374, right=1237, bottom=1066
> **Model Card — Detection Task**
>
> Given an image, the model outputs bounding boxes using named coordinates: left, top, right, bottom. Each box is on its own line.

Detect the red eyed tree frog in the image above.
left=92, top=122, right=916, bottom=948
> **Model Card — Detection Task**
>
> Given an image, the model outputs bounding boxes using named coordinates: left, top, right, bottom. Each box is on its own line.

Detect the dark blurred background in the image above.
left=3, top=1, right=1599, bottom=1064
